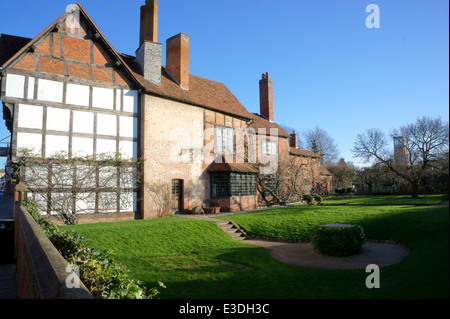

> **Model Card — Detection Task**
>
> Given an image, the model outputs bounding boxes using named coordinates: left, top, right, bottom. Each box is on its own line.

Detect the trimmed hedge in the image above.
left=310, top=224, right=366, bottom=256
left=23, top=200, right=165, bottom=299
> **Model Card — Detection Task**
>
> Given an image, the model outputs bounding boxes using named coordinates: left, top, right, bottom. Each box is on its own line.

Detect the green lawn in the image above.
left=61, top=195, right=449, bottom=299
left=322, top=194, right=448, bottom=206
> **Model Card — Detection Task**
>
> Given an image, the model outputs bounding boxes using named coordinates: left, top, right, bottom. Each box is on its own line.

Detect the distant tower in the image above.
left=393, top=136, right=409, bottom=165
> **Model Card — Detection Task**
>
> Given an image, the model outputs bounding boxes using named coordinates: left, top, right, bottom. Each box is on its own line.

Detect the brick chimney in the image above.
left=290, top=131, right=299, bottom=148
left=166, top=33, right=190, bottom=90
left=136, top=0, right=162, bottom=85
left=259, top=72, right=273, bottom=122
left=139, top=0, right=158, bottom=45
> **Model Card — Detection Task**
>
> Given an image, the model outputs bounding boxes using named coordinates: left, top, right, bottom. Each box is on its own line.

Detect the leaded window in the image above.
left=230, top=172, right=257, bottom=196
left=215, top=127, right=234, bottom=155
left=211, top=172, right=257, bottom=198
left=211, top=172, right=229, bottom=198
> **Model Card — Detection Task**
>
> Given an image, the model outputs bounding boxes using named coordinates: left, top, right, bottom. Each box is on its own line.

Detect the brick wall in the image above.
left=14, top=202, right=92, bottom=299
left=11, top=17, right=132, bottom=87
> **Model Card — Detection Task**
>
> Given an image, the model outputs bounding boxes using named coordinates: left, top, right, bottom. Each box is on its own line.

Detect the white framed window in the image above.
left=262, top=139, right=277, bottom=155
left=215, top=127, right=234, bottom=155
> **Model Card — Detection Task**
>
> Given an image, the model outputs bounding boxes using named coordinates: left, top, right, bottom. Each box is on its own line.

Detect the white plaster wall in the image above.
left=119, top=140, right=137, bottom=159
left=97, top=113, right=117, bottom=136
left=98, top=192, right=117, bottom=212
left=120, top=192, right=137, bottom=211
left=72, top=110, right=94, bottom=134
left=116, top=89, right=122, bottom=110
left=72, top=137, right=93, bottom=156
left=119, top=116, right=137, bottom=138
left=76, top=193, right=96, bottom=213
left=5, top=74, right=25, bottom=98
left=123, top=90, right=138, bottom=113
left=28, top=77, right=35, bottom=99
left=37, top=79, right=63, bottom=103
left=46, top=107, right=70, bottom=132
left=66, top=83, right=90, bottom=106
left=92, top=87, right=114, bottom=110
left=17, top=132, right=42, bottom=154
left=45, top=135, right=69, bottom=157
left=96, top=138, right=116, bottom=155
left=18, top=104, right=43, bottom=129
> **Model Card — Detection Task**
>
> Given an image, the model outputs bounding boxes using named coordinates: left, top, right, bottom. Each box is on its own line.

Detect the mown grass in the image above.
left=61, top=195, right=449, bottom=299
left=321, top=194, right=448, bottom=206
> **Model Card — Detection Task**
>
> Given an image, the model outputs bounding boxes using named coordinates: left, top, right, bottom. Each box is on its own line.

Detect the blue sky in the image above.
left=1, top=0, right=448, bottom=167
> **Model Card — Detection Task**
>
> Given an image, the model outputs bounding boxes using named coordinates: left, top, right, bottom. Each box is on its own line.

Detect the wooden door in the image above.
left=171, top=179, right=183, bottom=211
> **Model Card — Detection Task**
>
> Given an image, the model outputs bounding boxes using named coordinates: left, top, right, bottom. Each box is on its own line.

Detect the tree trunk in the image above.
left=410, top=181, right=419, bottom=199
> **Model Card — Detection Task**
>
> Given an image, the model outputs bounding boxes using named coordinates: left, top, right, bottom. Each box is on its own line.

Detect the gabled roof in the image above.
left=121, top=52, right=254, bottom=120
left=289, top=147, right=322, bottom=158
left=0, top=34, right=31, bottom=67
left=248, top=113, right=290, bottom=138
left=0, top=3, right=141, bottom=88
left=0, top=3, right=305, bottom=142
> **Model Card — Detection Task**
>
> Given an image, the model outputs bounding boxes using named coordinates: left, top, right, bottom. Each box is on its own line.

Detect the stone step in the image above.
left=216, top=220, right=247, bottom=241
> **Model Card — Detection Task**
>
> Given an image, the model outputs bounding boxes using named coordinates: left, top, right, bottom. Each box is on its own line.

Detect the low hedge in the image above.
left=24, top=200, right=165, bottom=299
left=310, top=224, right=366, bottom=256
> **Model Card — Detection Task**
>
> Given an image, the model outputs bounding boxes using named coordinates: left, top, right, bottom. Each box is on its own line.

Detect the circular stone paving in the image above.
left=244, top=239, right=410, bottom=270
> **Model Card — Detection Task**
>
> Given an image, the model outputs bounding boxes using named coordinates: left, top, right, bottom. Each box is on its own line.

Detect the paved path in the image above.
left=0, top=195, right=17, bottom=299
left=179, top=212, right=410, bottom=269
left=0, top=264, right=17, bottom=299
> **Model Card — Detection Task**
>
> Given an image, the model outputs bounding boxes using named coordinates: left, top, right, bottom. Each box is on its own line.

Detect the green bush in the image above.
left=302, top=194, right=313, bottom=205
left=24, top=200, right=165, bottom=299
left=310, top=224, right=366, bottom=256
left=314, top=195, right=323, bottom=204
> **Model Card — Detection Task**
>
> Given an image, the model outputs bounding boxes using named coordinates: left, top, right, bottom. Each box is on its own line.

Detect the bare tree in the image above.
left=304, top=126, right=340, bottom=164
left=352, top=116, right=449, bottom=198
left=257, top=150, right=318, bottom=204
left=16, top=149, right=143, bottom=225
left=326, top=158, right=356, bottom=191
left=144, top=181, right=172, bottom=217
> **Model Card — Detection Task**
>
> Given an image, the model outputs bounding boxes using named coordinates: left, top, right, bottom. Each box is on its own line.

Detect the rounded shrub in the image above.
left=314, top=195, right=323, bottom=205
left=310, top=224, right=366, bottom=256
left=302, top=194, right=313, bottom=205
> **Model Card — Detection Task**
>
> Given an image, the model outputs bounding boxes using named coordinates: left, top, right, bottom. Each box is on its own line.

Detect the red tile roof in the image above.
left=207, top=161, right=259, bottom=173
left=289, top=147, right=322, bottom=158
left=0, top=34, right=31, bottom=67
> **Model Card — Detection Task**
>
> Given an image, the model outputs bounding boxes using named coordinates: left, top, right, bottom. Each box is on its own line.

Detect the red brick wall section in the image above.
left=67, top=62, right=90, bottom=78
left=14, top=204, right=93, bottom=299
left=210, top=196, right=257, bottom=212
left=11, top=23, right=129, bottom=86
left=12, top=54, right=36, bottom=71
left=63, top=36, right=90, bottom=63
left=39, top=57, right=64, bottom=75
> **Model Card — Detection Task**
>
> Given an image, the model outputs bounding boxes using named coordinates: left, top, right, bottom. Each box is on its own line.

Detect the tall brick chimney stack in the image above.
left=136, top=0, right=162, bottom=85
left=139, top=0, right=158, bottom=45
left=259, top=72, right=274, bottom=122
left=290, top=131, right=299, bottom=148
left=166, top=33, right=190, bottom=90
